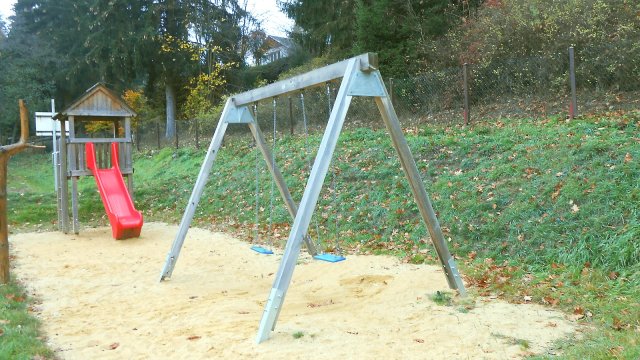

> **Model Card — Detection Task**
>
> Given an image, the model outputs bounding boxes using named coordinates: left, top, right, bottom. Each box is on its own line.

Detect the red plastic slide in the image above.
left=85, top=142, right=143, bottom=239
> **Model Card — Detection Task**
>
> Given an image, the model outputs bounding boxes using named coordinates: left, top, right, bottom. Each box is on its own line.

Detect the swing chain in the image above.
left=326, top=83, right=343, bottom=255
left=300, top=92, right=323, bottom=251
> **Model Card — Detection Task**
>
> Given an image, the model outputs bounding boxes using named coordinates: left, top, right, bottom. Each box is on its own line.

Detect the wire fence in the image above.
left=133, top=46, right=640, bottom=151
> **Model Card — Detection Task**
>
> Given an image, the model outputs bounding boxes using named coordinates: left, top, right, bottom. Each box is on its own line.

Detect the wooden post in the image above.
left=59, top=112, right=69, bottom=233
left=569, top=47, right=578, bottom=119
left=288, top=96, right=294, bottom=135
left=195, top=118, right=200, bottom=149
left=0, top=100, right=42, bottom=284
left=156, top=121, right=161, bottom=149
left=174, top=121, right=179, bottom=149
left=68, top=116, right=79, bottom=234
left=463, top=63, right=470, bottom=125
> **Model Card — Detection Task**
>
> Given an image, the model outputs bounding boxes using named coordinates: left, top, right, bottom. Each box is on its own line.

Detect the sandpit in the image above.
left=11, top=222, right=576, bottom=359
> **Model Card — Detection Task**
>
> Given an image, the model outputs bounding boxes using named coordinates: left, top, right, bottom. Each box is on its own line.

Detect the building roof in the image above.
left=266, top=35, right=295, bottom=50
left=54, top=83, right=136, bottom=120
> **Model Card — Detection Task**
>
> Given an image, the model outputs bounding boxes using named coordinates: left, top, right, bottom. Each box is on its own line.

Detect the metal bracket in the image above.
left=347, top=70, right=386, bottom=97
left=224, top=106, right=254, bottom=124
left=447, top=257, right=467, bottom=297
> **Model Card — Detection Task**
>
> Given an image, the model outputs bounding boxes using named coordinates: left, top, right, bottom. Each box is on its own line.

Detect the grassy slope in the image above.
left=5, top=112, right=640, bottom=358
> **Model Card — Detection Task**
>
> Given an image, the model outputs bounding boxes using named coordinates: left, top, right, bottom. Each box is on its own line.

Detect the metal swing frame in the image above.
left=158, top=53, right=466, bottom=343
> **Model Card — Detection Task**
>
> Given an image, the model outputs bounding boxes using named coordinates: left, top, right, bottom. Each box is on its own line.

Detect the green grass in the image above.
left=5, top=111, right=640, bottom=358
left=0, top=281, right=53, bottom=359
left=292, top=331, right=304, bottom=339
left=430, top=291, right=453, bottom=306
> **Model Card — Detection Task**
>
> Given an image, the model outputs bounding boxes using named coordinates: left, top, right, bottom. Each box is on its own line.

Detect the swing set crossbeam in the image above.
left=232, top=53, right=378, bottom=106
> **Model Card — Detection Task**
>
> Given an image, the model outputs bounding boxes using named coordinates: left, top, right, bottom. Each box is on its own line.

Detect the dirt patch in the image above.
left=11, top=222, right=576, bottom=359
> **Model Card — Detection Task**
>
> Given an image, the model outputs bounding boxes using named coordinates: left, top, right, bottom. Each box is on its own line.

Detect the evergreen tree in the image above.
left=0, top=6, right=59, bottom=139
left=354, top=0, right=456, bottom=76
left=279, top=0, right=356, bottom=58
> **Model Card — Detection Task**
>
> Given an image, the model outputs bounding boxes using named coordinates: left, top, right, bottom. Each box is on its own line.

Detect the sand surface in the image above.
left=11, top=222, right=576, bottom=359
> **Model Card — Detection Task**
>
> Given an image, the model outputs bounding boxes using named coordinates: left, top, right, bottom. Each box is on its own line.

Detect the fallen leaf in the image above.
left=187, top=336, right=201, bottom=341
left=571, top=204, right=580, bottom=213
left=624, top=153, right=632, bottom=163
left=608, top=272, right=619, bottom=280
left=609, top=346, right=624, bottom=356
left=414, top=338, right=424, bottom=343
left=0, top=320, right=9, bottom=325
left=523, top=295, right=532, bottom=302
left=108, top=343, right=119, bottom=350
left=573, top=306, right=585, bottom=315
left=543, top=296, right=560, bottom=306
left=612, top=317, right=626, bottom=331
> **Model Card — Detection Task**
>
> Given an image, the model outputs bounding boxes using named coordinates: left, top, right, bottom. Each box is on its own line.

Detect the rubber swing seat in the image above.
left=251, top=245, right=274, bottom=255
left=313, top=253, right=346, bottom=263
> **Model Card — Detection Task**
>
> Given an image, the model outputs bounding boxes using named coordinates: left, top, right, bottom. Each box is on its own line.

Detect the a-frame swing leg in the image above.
left=256, top=58, right=466, bottom=343
left=255, top=58, right=359, bottom=344
left=374, top=95, right=466, bottom=295
left=159, top=99, right=231, bottom=281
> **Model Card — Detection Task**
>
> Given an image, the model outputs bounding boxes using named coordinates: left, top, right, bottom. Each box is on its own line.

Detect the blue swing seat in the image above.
left=251, top=245, right=274, bottom=255
left=313, top=253, right=346, bottom=263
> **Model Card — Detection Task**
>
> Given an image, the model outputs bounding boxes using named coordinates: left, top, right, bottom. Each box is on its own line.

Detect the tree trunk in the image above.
left=0, top=157, right=9, bottom=283
left=0, top=100, right=40, bottom=284
left=165, top=83, right=177, bottom=139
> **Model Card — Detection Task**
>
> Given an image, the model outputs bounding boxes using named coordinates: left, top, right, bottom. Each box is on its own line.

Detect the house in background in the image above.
left=260, top=35, right=295, bottom=65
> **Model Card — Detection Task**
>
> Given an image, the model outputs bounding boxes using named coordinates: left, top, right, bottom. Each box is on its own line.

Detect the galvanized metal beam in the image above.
left=255, top=57, right=359, bottom=344
left=374, top=88, right=466, bottom=296
left=159, top=99, right=232, bottom=281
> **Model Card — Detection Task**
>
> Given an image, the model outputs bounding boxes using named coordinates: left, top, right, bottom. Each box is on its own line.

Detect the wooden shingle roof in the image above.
left=54, top=83, right=136, bottom=120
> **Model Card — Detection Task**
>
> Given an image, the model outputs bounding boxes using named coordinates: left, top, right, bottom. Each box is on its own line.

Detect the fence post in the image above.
left=569, top=46, right=578, bottom=119
left=156, top=121, right=161, bottom=149
left=195, top=118, right=200, bottom=149
left=389, top=78, right=394, bottom=106
left=174, top=121, right=179, bottom=149
left=463, top=63, right=470, bottom=125
left=136, top=122, right=140, bottom=152
left=288, top=96, right=294, bottom=135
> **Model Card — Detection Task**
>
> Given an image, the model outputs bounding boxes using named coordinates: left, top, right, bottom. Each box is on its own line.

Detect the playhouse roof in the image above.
left=54, top=83, right=137, bottom=120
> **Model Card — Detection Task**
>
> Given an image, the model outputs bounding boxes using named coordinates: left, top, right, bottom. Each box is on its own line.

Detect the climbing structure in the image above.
left=53, top=83, right=139, bottom=238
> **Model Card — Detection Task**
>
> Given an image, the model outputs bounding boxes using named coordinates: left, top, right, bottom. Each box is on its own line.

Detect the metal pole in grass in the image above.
left=569, top=47, right=578, bottom=119
left=174, top=121, right=179, bottom=149
left=156, top=121, right=161, bottom=149
left=463, top=63, right=470, bottom=125
left=288, top=96, right=294, bottom=135
left=195, top=118, right=200, bottom=149
left=389, top=78, right=394, bottom=106
left=0, top=100, right=44, bottom=283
